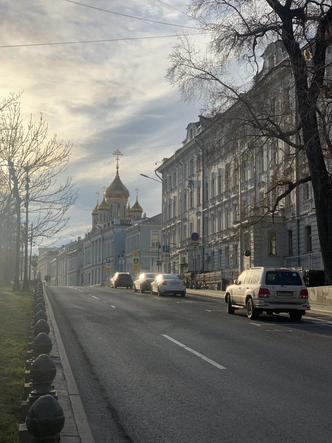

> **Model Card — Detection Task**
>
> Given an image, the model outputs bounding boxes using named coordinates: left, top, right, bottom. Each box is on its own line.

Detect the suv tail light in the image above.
left=258, top=288, right=271, bottom=298
left=300, top=289, right=308, bottom=299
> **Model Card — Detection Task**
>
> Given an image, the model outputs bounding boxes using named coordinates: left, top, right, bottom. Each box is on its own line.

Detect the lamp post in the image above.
left=157, top=243, right=161, bottom=273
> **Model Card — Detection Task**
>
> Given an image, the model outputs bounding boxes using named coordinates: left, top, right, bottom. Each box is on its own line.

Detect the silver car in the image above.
left=151, top=274, right=186, bottom=297
left=225, top=267, right=310, bottom=321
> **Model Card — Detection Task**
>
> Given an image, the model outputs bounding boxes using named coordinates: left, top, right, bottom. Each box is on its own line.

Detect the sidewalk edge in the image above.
left=45, top=287, right=95, bottom=443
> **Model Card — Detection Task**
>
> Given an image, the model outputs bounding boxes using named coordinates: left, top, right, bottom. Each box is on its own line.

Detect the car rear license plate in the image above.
left=277, top=291, right=293, bottom=297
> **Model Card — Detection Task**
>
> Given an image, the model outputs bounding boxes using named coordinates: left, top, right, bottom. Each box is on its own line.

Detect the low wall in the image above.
left=308, top=286, right=332, bottom=306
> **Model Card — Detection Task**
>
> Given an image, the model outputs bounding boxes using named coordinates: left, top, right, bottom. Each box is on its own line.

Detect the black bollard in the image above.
left=34, top=303, right=46, bottom=315
left=28, top=354, right=57, bottom=405
left=34, top=297, right=45, bottom=306
left=26, top=394, right=65, bottom=442
left=34, top=319, right=50, bottom=337
left=32, top=333, right=53, bottom=358
left=34, top=310, right=47, bottom=324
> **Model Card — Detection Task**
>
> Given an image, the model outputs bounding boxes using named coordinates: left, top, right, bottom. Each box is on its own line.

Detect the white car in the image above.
left=151, top=274, right=186, bottom=297
left=225, top=267, right=310, bottom=321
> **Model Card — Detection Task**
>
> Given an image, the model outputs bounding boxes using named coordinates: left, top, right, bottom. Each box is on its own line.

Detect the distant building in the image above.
left=43, top=150, right=161, bottom=286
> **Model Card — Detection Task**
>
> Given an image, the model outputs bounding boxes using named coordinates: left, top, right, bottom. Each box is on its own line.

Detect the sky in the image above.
left=0, top=0, right=202, bottom=248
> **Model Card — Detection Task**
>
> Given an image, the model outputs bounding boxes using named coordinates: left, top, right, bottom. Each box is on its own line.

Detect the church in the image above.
left=38, top=150, right=162, bottom=286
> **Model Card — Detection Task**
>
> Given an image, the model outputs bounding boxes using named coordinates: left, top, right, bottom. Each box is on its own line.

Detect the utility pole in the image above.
left=22, top=165, right=30, bottom=291
left=8, top=159, right=20, bottom=291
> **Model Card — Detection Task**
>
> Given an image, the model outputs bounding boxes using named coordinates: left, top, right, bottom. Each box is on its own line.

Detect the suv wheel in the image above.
left=289, top=310, right=303, bottom=322
left=246, top=297, right=259, bottom=320
left=227, top=294, right=235, bottom=314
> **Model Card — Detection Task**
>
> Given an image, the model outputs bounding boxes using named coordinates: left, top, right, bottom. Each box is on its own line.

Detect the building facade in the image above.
left=156, top=41, right=322, bottom=288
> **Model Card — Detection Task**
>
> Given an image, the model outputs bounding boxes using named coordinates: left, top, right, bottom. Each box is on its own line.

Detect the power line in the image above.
left=0, top=33, right=202, bottom=49
left=155, top=0, right=192, bottom=19
left=64, top=0, right=198, bottom=29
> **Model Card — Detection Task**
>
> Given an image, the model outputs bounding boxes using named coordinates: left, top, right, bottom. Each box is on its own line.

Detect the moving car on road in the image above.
left=151, top=274, right=186, bottom=297
left=133, top=273, right=157, bottom=293
left=225, top=267, right=310, bottom=321
left=110, top=272, right=133, bottom=289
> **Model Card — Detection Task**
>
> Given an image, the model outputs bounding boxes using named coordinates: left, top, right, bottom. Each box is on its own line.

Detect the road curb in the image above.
left=45, top=287, right=95, bottom=443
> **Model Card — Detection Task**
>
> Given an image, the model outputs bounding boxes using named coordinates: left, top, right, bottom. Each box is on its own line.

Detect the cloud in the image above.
left=0, top=0, right=200, bottom=248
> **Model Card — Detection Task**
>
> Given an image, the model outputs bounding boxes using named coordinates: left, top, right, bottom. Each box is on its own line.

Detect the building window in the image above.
left=218, top=174, right=222, bottom=195
left=225, top=164, right=230, bottom=190
left=197, top=186, right=201, bottom=206
left=288, top=229, right=293, bottom=255
left=151, top=232, right=160, bottom=248
left=211, top=177, right=215, bottom=198
left=303, top=182, right=310, bottom=201
left=257, top=148, right=264, bottom=173
left=189, top=188, right=193, bottom=208
left=268, top=231, right=277, bottom=255
left=225, top=246, right=229, bottom=267
left=217, top=211, right=222, bottom=231
left=305, top=225, right=312, bottom=252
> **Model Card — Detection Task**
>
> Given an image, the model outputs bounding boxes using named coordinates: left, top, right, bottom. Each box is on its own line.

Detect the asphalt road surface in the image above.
left=47, top=286, right=332, bottom=443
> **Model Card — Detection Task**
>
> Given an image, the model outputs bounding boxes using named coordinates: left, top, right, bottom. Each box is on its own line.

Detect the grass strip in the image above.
left=0, top=286, right=34, bottom=443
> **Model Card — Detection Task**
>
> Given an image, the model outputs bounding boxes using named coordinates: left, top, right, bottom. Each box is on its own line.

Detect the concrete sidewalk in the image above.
left=186, top=287, right=332, bottom=315
left=45, top=289, right=95, bottom=443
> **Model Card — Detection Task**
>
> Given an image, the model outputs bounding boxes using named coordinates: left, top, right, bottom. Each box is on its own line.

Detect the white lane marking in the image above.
left=162, top=334, right=226, bottom=370
left=92, top=295, right=100, bottom=300
left=111, top=305, right=116, bottom=309
left=205, top=309, right=212, bottom=312
left=73, top=288, right=84, bottom=292
left=250, top=322, right=261, bottom=326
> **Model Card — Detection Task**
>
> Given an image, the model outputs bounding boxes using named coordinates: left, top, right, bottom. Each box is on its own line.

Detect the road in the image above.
left=47, top=286, right=332, bottom=443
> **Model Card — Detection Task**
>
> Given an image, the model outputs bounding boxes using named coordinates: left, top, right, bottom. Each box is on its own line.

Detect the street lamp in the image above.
left=157, top=243, right=161, bottom=273
left=140, top=173, right=162, bottom=183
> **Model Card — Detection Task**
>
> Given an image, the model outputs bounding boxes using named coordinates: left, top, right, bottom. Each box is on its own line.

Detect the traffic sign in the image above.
left=163, top=245, right=170, bottom=253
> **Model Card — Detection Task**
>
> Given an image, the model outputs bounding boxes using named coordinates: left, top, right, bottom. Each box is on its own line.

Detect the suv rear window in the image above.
left=265, top=271, right=302, bottom=286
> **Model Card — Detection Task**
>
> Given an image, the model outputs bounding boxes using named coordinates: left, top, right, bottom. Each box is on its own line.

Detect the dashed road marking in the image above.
left=162, top=334, right=226, bottom=370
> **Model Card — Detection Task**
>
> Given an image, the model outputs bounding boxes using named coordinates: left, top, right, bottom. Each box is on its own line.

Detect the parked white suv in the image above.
left=225, top=267, right=310, bottom=321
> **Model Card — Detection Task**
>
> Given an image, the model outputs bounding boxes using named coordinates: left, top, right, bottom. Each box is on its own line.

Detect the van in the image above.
left=225, top=267, right=310, bottom=321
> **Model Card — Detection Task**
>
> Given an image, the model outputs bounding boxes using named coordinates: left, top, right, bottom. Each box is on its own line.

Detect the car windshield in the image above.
left=145, top=273, right=155, bottom=278
left=265, top=271, right=302, bottom=286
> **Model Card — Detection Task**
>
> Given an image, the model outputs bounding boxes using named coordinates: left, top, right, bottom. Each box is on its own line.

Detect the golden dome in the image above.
left=98, top=198, right=109, bottom=211
left=131, top=196, right=143, bottom=212
left=91, top=200, right=99, bottom=215
left=105, top=170, right=129, bottom=201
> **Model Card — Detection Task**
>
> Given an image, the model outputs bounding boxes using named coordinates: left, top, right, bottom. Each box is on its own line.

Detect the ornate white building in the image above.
left=156, top=41, right=322, bottom=288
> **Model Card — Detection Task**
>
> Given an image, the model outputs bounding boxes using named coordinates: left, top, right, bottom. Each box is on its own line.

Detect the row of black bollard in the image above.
left=19, top=278, right=65, bottom=443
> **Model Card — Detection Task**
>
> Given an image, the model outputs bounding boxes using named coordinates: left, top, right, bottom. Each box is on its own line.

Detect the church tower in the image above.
left=104, top=150, right=129, bottom=220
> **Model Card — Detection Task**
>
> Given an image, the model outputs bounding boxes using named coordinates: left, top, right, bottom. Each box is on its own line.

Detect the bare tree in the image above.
left=167, top=1, right=332, bottom=284
left=0, top=95, right=78, bottom=289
